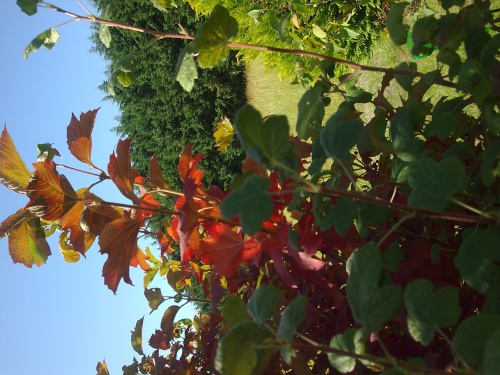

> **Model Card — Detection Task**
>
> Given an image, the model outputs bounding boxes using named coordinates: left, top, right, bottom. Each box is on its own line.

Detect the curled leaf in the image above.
left=24, top=28, right=60, bottom=59
left=0, top=125, right=31, bottom=193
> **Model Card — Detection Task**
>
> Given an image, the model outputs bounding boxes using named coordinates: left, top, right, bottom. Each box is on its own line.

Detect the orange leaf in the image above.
left=0, top=125, right=31, bottom=193
left=98, top=217, right=143, bottom=293
left=177, top=143, right=204, bottom=185
left=200, top=222, right=261, bottom=277
left=107, top=138, right=141, bottom=204
left=25, top=160, right=78, bottom=221
left=149, top=154, right=169, bottom=190
left=80, top=204, right=122, bottom=236
left=66, top=109, right=99, bottom=167
left=0, top=208, right=31, bottom=238
left=6, top=212, right=51, bottom=267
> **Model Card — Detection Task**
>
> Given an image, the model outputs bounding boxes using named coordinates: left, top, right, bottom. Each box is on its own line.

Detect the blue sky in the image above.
left=0, top=2, right=194, bottom=374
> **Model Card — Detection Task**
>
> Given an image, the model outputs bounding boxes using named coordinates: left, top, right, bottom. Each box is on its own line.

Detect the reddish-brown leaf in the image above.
left=177, top=143, right=204, bottom=185
left=0, top=125, right=31, bottom=193
left=200, top=222, right=261, bottom=277
left=149, top=154, right=169, bottom=190
left=80, top=204, right=122, bottom=237
left=25, top=160, right=78, bottom=221
left=108, top=138, right=141, bottom=204
left=161, top=305, right=181, bottom=342
left=98, top=217, right=143, bottom=293
left=149, top=330, right=169, bottom=350
left=66, top=109, right=98, bottom=167
left=242, top=155, right=268, bottom=177
left=0, top=208, right=31, bottom=238
left=7, top=213, right=51, bottom=267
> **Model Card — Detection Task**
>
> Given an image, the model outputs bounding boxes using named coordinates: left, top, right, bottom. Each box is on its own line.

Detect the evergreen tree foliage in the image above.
left=89, top=0, right=246, bottom=194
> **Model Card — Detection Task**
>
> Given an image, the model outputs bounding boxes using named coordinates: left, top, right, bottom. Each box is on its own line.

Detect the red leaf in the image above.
left=98, top=217, right=143, bottom=293
left=200, top=222, right=261, bottom=277
left=157, top=229, right=174, bottom=255
left=177, top=143, right=204, bottom=185
left=0, top=125, right=31, bottom=193
left=149, top=330, right=169, bottom=350
left=149, top=154, right=169, bottom=190
left=25, top=160, right=78, bottom=220
left=107, top=138, right=141, bottom=204
left=66, top=109, right=98, bottom=167
left=242, top=155, right=268, bottom=177
left=80, top=204, right=122, bottom=237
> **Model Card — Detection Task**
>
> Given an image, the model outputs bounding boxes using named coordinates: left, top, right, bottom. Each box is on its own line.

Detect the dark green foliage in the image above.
left=89, top=0, right=246, bottom=196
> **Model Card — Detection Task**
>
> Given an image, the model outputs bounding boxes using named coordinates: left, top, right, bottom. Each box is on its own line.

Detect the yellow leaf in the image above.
left=213, top=116, right=235, bottom=152
left=59, top=232, right=81, bottom=263
left=0, top=125, right=31, bottom=193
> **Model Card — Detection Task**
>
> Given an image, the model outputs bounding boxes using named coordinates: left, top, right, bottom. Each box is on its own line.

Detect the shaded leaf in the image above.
left=408, top=157, right=468, bottom=211
left=66, top=109, right=99, bottom=167
left=277, top=295, right=307, bottom=343
left=248, top=284, right=279, bottom=325
left=201, top=222, right=261, bottom=276
left=483, top=327, right=500, bottom=374
left=390, top=99, right=424, bottom=162
left=149, top=329, right=169, bottom=350
left=222, top=295, right=251, bottom=331
left=131, top=317, right=144, bottom=356
left=145, top=287, right=165, bottom=312
left=328, top=328, right=368, bottom=373
left=99, top=217, right=142, bottom=293
left=296, top=85, right=325, bottom=140
left=193, top=5, right=238, bottom=68
left=175, top=44, right=198, bottom=92
left=404, top=279, right=461, bottom=346
left=481, top=141, right=500, bottom=187
left=80, top=204, right=122, bottom=237
left=6, top=212, right=51, bottom=267
left=24, top=28, right=60, bottom=59
left=161, top=305, right=181, bottom=342
left=148, top=154, right=169, bottom=190
left=0, top=125, right=31, bottom=193
left=26, top=160, right=79, bottom=221
left=220, top=175, right=273, bottom=235
left=387, top=2, right=409, bottom=45
left=17, top=0, right=39, bottom=15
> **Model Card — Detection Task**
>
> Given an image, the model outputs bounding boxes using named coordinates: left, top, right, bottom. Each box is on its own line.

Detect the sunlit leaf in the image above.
left=66, top=109, right=99, bottom=167
left=24, top=28, right=60, bottom=59
left=175, top=44, right=198, bottom=92
left=59, top=232, right=81, bottom=263
left=0, top=125, right=31, bottom=193
left=99, top=217, right=142, bottom=293
left=25, top=160, right=79, bottom=221
left=214, top=117, right=235, bottom=151
left=145, top=287, right=165, bottom=312
left=96, top=360, right=110, bottom=375
left=277, top=295, right=307, bottom=343
left=151, top=0, right=175, bottom=12
left=328, top=328, right=368, bottom=373
left=148, top=154, right=169, bottom=190
left=0, top=208, right=31, bottom=238
left=108, top=138, right=141, bottom=205
left=193, top=5, right=238, bottom=68
left=131, top=317, right=144, bottom=356
left=17, top=0, right=39, bottom=16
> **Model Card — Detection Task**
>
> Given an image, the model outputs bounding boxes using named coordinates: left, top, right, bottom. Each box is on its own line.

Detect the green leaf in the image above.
left=404, top=279, right=461, bottom=346
left=457, top=59, right=483, bottom=92
left=452, top=314, right=500, bottom=369
left=193, top=5, right=238, bottom=68
left=175, top=45, right=198, bottom=92
left=278, top=15, right=290, bottom=42
left=407, top=157, right=468, bottom=211
left=151, top=0, right=175, bottom=12
left=248, top=284, right=280, bottom=325
left=390, top=99, right=424, bottom=162
left=115, top=53, right=136, bottom=72
left=144, top=287, right=166, bottom=312
left=346, top=244, right=403, bottom=331
left=424, top=113, right=457, bottom=140
left=24, top=28, right=60, bottom=59
left=387, top=2, right=409, bottom=45
left=320, top=197, right=356, bottom=235
left=354, top=202, right=392, bottom=238
left=483, top=326, right=500, bottom=374
left=222, top=295, right=251, bottom=331
left=455, top=228, right=500, bottom=294
left=481, top=141, right=500, bottom=187
left=215, top=321, right=272, bottom=375
left=17, top=0, right=39, bottom=15
left=117, top=71, right=134, bottom=87
left=268, top=11, right=280, bottom=31
left=221, top=175, right=273, bottom=235
left=293, top=2, right=314, bottom=14
left=235, top=104, right=292, bottom=168
left=296, top=85, right=325, bottom=140
left=131, top=317, right=144, bottom=355
left=328, top=328, right=368, bottom=373
left=277, top=295, right=307, bottom=343
left=320, top=106, right=363, bottom=161
left=99, top=25, right=112, bottom=49
left=383, top=242, right=405, bottom=273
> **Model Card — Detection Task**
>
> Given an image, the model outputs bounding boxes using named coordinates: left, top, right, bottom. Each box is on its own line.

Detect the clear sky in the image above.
left=0, top=2, right=194, bottom=374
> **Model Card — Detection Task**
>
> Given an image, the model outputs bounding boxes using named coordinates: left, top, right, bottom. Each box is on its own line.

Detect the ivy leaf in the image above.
left=175, top=45, right=198, bottom=92
left=200, top=222, right=261, bottom=276
left=220, top=175, right=273, bottom=235
left=24, top=28, right=60, bottom=59
left=404, top=279, right=461, bottom=346
left=25, top=160, right=79, bottom=221
left=215, top=321, right=272, bottom=375
left=407, top=157, right=468, bottom=211
left=0, top=125, right=31, bottom=193
left=235, top=105, right=292, bottom=168
left=320, top=104, right=363, bottom=161
left=248, top=284, right=280, bottom=325
left=66, top=109, right=99, bottom=168
left=455, top=228, right=500, bottom=294
left=213, top=117, right=235, bottom=152
left=328, top=328, right=368, bottom=373
left=96, top=360, right=110, bottom=375
left=2, top=210, right=51, bottom=267
left=161, top=305, right=181, bottom=342
left=277, top=295, right=307, bottom=343
left=387, top=2, right=409, bottom=45
left=193, top=5, right=238, bottom=68
left=346, top=244, right=403, bottom=332
left=144, top=287, right=166, bottom=312
left=98, top=217, right=143, bottom=293
left=452, top=314, right=500, bottom=369
left=131, top=317, right=144, bottom=356
left=296, top=85, right=325, bottom=140
left=108, top=138, right=141, bottom=205
left=17, top=0, right=39, bottom=16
